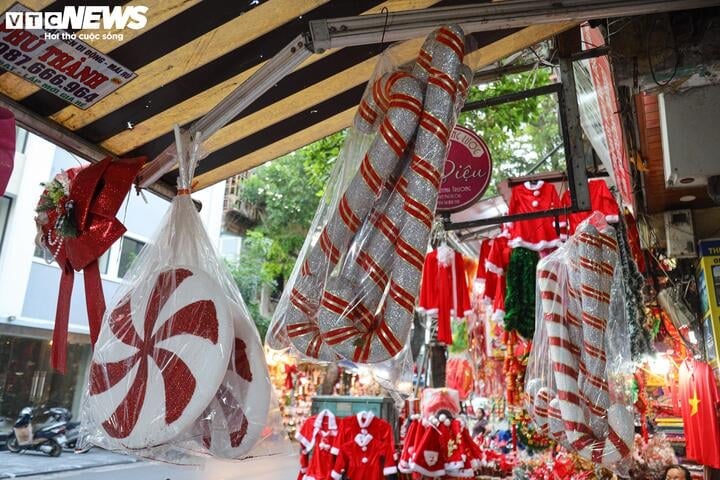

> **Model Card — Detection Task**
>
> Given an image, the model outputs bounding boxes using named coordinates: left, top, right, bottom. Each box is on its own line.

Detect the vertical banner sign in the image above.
left=437, top=125, right=492, bottom=213
left=0, top=3, right=137, bottom=109
left=581, top=24, right=635, bottom=214
left=697, top=239, right=720, bottom=371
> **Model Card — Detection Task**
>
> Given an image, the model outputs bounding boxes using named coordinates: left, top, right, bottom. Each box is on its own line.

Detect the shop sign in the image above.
left=581, top=25, right=635, bottom=215
left=0, top=3, right=137, bottom=109
left=437, top=125, right=492, bottom=213
left=697, top=239, right=720, bottom=369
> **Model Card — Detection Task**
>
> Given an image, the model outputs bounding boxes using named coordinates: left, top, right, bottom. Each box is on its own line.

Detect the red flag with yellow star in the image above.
left=679, top=359, right=720, bottom=468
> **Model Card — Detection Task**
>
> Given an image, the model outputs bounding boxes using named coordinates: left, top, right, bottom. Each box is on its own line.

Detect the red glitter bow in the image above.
left=88, top=268, right=219, bottom=438
left=37, top=157, right=144, bottom=372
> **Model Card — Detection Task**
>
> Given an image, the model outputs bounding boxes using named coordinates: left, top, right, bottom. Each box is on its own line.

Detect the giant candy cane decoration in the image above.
left=536, top=224, right=633, bottom=467
left=279, top=26, right=469, bottom=362
left=282, top=71, right=424, bottom=360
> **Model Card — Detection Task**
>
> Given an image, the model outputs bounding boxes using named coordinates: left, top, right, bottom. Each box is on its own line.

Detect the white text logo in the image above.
left=4, top=6, right=148, bottom=31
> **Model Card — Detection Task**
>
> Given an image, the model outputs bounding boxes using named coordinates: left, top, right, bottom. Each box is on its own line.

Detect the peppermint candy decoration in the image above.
left=87, top=267, right=232, bottom=449
left=195, top=303, right=271, bottom=458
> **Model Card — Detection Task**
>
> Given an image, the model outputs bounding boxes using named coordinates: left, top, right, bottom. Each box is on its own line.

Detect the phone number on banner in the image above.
left=0, top=42, right=103, bottom=106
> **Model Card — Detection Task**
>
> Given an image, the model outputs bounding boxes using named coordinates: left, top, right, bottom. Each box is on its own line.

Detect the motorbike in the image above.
left=5, top=406, right=69, bottom=457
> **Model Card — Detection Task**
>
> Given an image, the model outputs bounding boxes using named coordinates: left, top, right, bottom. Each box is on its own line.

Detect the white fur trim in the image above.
left=330, top=446, right=339, bottom=455
left=430, top=416, right=439, bottom=426
left=410, top=462, right=446, bottom=477
left=398, top=462, right=413, bottom=474
left=524, top=180, right=544, bottom=190
left=463, top=309, right=473, bottom=318
left=330, top=471, right=343, bottom=480
left=508, top=236, right=562, bottom=252
left=605, top=214, right=619, bottom=223
left=485, top=261, right=504, bottom=276
left=471, top=458, right=482, bottom=469
left=315, top=409, right=338, bottom=430
left=295, top=433, right=313, bottom=452
left=356, top=411, right=375, bottom=429
left=492, top=309, right=505, bottom=321
left=445, top=460, right=465, bottom=471
left=300, top=467, right=307, bottom=473
left=384, top=466, right=398, bottom=475
left=443, top=419, right=451, bottom=427
left=438, top=414, right=447, bottom=423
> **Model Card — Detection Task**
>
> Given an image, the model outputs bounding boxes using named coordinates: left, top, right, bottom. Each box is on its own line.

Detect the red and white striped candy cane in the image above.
left=538, top=230, right=632, bottom=467
left=318, top=26, right=467, bottom=362
left=280, top=72, right=424, bottom=360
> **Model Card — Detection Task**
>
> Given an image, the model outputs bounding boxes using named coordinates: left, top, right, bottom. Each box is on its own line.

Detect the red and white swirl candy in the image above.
left=194, top=302, right=271, bottom=458
left=87, top=267, right=233, bottom=449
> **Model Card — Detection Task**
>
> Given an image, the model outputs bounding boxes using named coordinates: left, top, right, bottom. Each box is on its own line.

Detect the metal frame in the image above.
left=134, top=0, right=717, bottom=191
left=444, top=57, right=591, bottom=232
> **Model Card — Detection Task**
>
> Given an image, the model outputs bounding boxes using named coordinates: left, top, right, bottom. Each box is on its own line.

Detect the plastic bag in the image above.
left=269, top=25, right=472, bottom=371
left=80, top=133, right=290, bottom=462
left=524, top=212, right=634, bottom=473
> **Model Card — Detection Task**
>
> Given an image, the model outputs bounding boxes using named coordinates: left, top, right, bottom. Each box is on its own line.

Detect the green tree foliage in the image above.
left=459, top=68, right=563, bottom=196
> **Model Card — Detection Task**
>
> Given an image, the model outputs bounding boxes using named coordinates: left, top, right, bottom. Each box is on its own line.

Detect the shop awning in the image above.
left=0, top=0, right=581, bottom=196
left=2, top=1, right=710, bottom=198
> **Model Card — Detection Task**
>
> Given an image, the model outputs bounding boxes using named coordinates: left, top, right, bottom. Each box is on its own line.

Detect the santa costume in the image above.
left=398, top=415, right=420, bottom=473
left=560, top=178, right=620, bottom=235
left=331, top=411, right=396, bottom=470
left=485, top=233, right=510, bottom=321
left=296, top=410, right=338, bottom=480
left=507, top=180, right=562, bottom=251
left=419, top=244, right=472, bottom=345
left=410, top=416, right=446, bottom=478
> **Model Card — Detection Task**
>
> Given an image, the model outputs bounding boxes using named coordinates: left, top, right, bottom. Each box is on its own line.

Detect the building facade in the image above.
left=0, top=130, right=226, bottom=419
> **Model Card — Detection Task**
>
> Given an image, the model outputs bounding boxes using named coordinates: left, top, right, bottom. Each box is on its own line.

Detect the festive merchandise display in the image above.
left=81, top=139, right=287, bottom=462
left=34, top=156, right=145, bottom=372
left=525, top=213, right=634, bottom=471
left=419, top=243, right=473, bottom=345
left=270, top=25, right=471, bottom=364
left=503, top=247, right=539, bottom=340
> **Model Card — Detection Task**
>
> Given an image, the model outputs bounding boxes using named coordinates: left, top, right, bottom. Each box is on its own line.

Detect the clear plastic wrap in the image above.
left=80, top=133, right=290, bottom=463
left=268, top=25, right=472, bottom=372
left=524, top=212, right=635, bottom=473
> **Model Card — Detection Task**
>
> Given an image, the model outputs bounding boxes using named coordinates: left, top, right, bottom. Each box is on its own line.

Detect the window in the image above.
left=0, top=196, right=10, bottom=253
left=118, top=236, right=145, bottom=278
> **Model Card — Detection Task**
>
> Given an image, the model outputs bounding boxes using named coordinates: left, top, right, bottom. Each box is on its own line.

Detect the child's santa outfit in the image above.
left=398, top=415, right=420, bottom=473
left=419, top=244, right=472, bottom=345
left=331, top=429, right=396, bottom=480
left=410, top=416, right=447, bottom=478
left=485, top=233, right=511, bottom=321
left=560, top=178, right=620, bottom=235
left=331, top=411, right=396, bottom=473
left=296, top=410, right=338, bottom=480
left=507, top=181, right=562, bottom=251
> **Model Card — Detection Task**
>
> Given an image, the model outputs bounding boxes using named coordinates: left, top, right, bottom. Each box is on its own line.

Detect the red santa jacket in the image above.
left=296, top=410, right=338, bottom=480
left=507, top=180, right=562, bottom=251
left=419, top=245, right=472, bottom=345
left=331, top=432, right=396, bottom=480
left=331, top=411, right=396, bottom=471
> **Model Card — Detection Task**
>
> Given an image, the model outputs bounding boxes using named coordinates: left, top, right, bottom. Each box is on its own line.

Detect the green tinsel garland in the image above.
left=504, top=247, right=539, bottom=340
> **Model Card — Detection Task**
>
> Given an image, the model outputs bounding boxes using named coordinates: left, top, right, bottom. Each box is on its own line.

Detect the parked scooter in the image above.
left=6, top=407, right=68, bottom=456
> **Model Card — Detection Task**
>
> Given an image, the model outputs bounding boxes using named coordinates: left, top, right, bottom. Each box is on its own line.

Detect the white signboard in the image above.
left=0, top=3, right=138, bottom=109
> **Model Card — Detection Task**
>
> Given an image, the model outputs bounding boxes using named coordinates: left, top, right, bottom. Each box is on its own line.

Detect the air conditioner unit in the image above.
left=664, top=209, right=696, bottom=258
left=659, top=84, right=720, bottom=188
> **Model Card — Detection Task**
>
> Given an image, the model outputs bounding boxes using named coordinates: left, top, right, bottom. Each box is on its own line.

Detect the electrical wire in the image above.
left=647, top=18, right=680, bottom=88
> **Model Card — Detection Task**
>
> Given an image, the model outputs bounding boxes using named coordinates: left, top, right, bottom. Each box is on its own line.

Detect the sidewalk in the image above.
left=0, top=449, right=139, bottom=478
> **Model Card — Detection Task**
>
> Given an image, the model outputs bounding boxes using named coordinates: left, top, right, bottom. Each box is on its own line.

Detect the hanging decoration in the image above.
left=503, top=247, right=539, bottom=340
left=34, top=156, right=145, bottom=372
left=270, top=25, right=471, bottom=364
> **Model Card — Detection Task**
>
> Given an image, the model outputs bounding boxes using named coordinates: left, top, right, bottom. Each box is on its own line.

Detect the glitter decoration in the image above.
left=273, top=25, right=472, bottom=363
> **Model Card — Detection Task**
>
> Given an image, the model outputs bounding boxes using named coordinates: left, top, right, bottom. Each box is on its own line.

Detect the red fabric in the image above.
left=332, top=436, right=395, bottom=480
left=445, top=358, right=474, bottom=400
left=331, top=412, right=395, bottom=466
left=411, top=421, right=446, bottom=477
left=507, top=181, right=561, bottom=251
left=679, top=359, right=720, bottom=469
left=297, top=411, right=338, bottom=480
left=0, top=108, right=15, bottom=196
left=398, top=417, right=419, bottom=473
left=560, top=179, right=620, bottom=235
left=419, top=247, right=471, bottom=345
left=475, top=240, right=491, bottom=280
left=486, top=236, right=510, bottom=319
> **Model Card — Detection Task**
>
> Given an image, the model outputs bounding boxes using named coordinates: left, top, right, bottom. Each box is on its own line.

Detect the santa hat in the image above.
left=410, top=417, right=446, bottom=478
